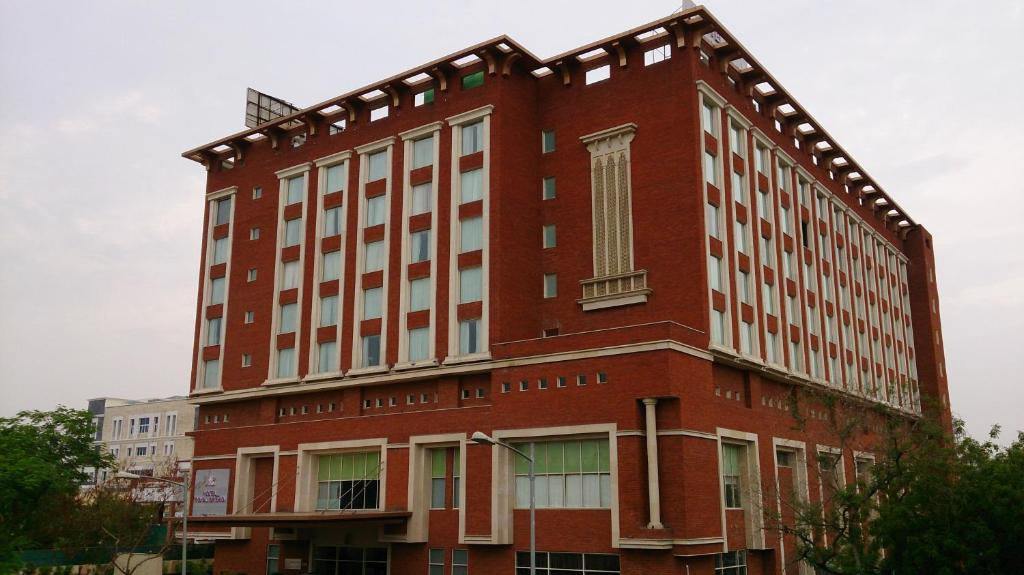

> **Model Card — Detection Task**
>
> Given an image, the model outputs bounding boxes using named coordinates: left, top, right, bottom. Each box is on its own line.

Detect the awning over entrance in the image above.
left=187, top=510, right=411, bottom=528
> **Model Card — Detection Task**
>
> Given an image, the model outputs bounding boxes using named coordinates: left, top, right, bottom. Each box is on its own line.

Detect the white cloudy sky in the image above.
left=1, top=1, right=1021, bottom=441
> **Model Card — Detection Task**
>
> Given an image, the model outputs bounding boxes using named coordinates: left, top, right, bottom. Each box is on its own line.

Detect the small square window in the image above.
left=501, top=382, right=511, bottom=393
left=375, top=398, right=383, bottom=408
left=244, top=310, right=255, bottom=324
left=407, top=394, right=415, bottom=405
left=328, top=402, right=336, bottom=412
left=250, top=227, right=260, bottom=240
left=476, top=388, right=485, bottom=398
left=277, top=409, right=284, bottom=417
left=253, top=186, right=262, bottom=199
left=362, top=399, right=371, bottom=409
left=389, top=397, right=397, bottom=407
left=370, top=105, right=389, bottom=122
left=247, top=268, right=257, bottom=282
left=543, top=327, right=559, bottom=337
left=542, top=176, right=556, bottom=200
left=542, top=130, right=556, bottom=153
left=519, top=380, right=528, bottom=391
left=577, top=374, right=587, bottom=386
left=241, top=353, right=252, bottom=367
left=556, top=376, right=567, bottom=388
left=461, top=388, right=470, bottom=400
left=288, top=407, right=295, bottom=416
left=316, top=404, right=323, bottom=414
left=597, top=372, right=608, bottom=384
left=414, top=89, right=435, bottom=107
left=421, top=393, right=430, bottom=404
left=538, top=378, right=548, bottom=390
left=301, top=405, right=309, bottom=415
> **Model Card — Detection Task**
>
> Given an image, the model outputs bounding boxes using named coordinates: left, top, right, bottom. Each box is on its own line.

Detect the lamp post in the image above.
left=470, top=431, right=535, bottom=575
left=115, top=471, right=190, bottom=575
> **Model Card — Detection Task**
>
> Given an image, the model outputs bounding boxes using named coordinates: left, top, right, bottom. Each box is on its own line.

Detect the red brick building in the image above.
left=181, top=6, right=950, bottom=574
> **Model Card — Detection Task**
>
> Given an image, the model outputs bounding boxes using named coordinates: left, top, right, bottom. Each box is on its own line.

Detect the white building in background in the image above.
left=86, top=395, right=195, bottom=485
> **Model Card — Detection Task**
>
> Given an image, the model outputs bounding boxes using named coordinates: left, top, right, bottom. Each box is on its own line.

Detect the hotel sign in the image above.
left=193, top=469, right=230, bottom=516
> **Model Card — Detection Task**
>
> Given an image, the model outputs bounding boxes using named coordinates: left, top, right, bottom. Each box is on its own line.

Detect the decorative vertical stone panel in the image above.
left=579, top=123, right=650, bottom=311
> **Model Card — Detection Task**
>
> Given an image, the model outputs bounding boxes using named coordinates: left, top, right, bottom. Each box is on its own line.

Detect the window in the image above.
left=577, top=374, right=587, bottom=386
left=516, top=552, right=619, bottom=575
left=542, top=130, right=555, bottom=153
left=212, top=237, right=228, bottom=265
left=315, top=451, right=381, bottom=510
left=409, top=277, right=430, bottom=311
left=209, top=277, right=225, bottom=305
left=763, top=283, right=776, bottom=315
left=253, top=187, right=262, bottom=200
left=462, top=70, right=484, bottom=90
left=365, top=195, right=386, bottom=227
left=459, top=267, right=482, bottom=303
left=361, top=335, right=381, bottom=367
left=324, top=207, right=341, bottom=237
left=502, top=382, right=512, bottom=393
left=325, top=164, right=345, bottom=194
left=415, top=89, right=434, bottom=107
left=452, top=550, right=468, bottom=575
left=370, top=105, right=389, bottom=122
left=556, top=376, right=567, bottom=388
left=318, top=341, right=338, bottom=373
left=284, top=218, right=302, bottom=247
left=585, top=64, right=610, bottom=84
left=459, top=318, right=480, bottom=355
left=462, top=121, right=483, bottom=156
left=267, top=544, right=280, bottom=575
left=279, top=303, right=297, bottom=334
left=708, top=255, right=723, bottom=292
left=542, top=224, right=556, bottom=248
left=138, top=417, right=150, bottom=435
left=411, top=182, right=432, bottom=215
left=202, top=359, right=219, bottom=388
left=286, top=176, right=304, bottom=205
left=702, top=101, right=717, bottom=135
left=460, top=217, right=482, bottom=253
left=408, top=327, right=429, bottom=361
left=722, top=443, right=743, bottom=508
left=715, top=550, right=747, bottom=575
left=365, top=241, right=385, bottom=272
left=281, top=260, right=300, bottom=290
left=363, top=287, right=382, bottom=320
left=322, top=251, right=341, bottom=281
left=706, top=203, right=720, bottom=238
left=428, top=549, right=444, bottom=575
left=242, top=353, right=252, bottom=367
left=513, top=439, right=611, bottom=508
left=410, top=229, right=431, bottom=262
left=735, top=221, right=748, bottom=254
left=367, top=151, right=388, bottom=182
left=543, top=176, right=556, bottom=200
left=703, top=151, right=718, bottom=186
left=320, top=295, right=338, bottom=327
left=644, top=44, right=671, bottom=65
left=519, top=380, right=529, bottom=391
left=460, top=169, right=483, bottom=203
left=757, top=190, right=772, bottom=219
left=215, top=197, right=232, bottom=225
left=729, top=123, right=744, bottom=156
left=738, top=271, right=751, bottom=305
left=250, top=227, right=260, bottom=240
left=731, top=172, right=746, bottom=206
left=244, top=310, right=255, bottom=324
left=430, top=447, right=460, bottom=509
left=740, top=321, right=753, bottom=354
left=711, top=308, right=726, bottom=345
left=543, top=273, right=557, bottom=299
left=206, top=317, right=222, bottom=346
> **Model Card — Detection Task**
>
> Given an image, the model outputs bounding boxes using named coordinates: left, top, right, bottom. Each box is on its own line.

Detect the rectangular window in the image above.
left=585, top=64, right=610, bottom=84
left=244, top=310, right=255, bottom=323
left=253, top=187, right=262, bottom=200
left=365, top=241, right=385, bottom=272
left=462, top=70, right=484, bottom=90
left=763, top=283, right=776, bottom=314
left=428, top=549, right=444, bottom=575
left=412, top=136, right=434, bottom=169
left=738, top=271, right=751, bottom=305
left=318, top=341, right=338, bottom=373
left=542, top=224, right=556, bottom=248
left=206, top=317, right=221, bottom=346
left=366, top=195, right=386, bottom=227
left=459, top=267, right=482, bottom=303
left=722, top=443, right=743, bottom=508
left=361, top=335, right=381, bottom=367
left=734, top=221, right=748, bottom=254
left=267, top=544, right=280, bottom=575
left=315, top=451, right=381, bottom=510
left=241, top=353, right=252, bottom=367
left=461, top=121, right=484, bottom=156
left=363, top=287, right=382, bottom=320
left=513, top=439, right=611, bottom=509
left=730, top=123, right=744, bottom=156
left=415, top=89, right=434, bottom=107
left=276, top=347, right=295, bottom=378
left=543, top=273, right=557, bottom=298
left=731, top=172, right=746, bottom=206
left=542, top=176, right=556, bottom=200
left=757, top=190, right=772, bottom=219
left=247, top=268, right=257, bottom=282
left=284, top=218, right=302, bottom=247
left=215, top=197, right=232, bottom=225
left=644, top=44, right=671, bottom=65
left=212, top=237, right=228, bottom=265
left=320, top=295, right=338, bottom=327
left=138, top=417, right=150, bottom=435
left=408, top=327, right=429, bottom=361
left=279, top=303, right=297, bottom=334
left=755, top=144, right=770, bottom=175
left=516, top=552, right=619, bottom=574
left=542, top=130, right=556, bottom=153
left=460, top=217, right=482, bottom=253
left=411, top=182, right=432, bottom=215
left=430, top=448, right=448, bottom=509
left=286, top=176, right=304, bottom=205
left=325, top=164, right=345, bottom=194
left=460, top=169, right=483, bottom=203
left=452, top=550, right=468, bottom=575
left=322, top=251, right=341, bottom=281
left=409, top=277, right=430, bottom=312
left=702, top=101, right=717, bottom=136
left=740, top=321, right=753, bottom=354
left=282, top=260, right=300, bottom=290
left=250, top=227, right=260, bottom=240
left=324, top=207, right=341, bottom=237
left=706, top=203, right=720, bottom=239
left=459, top=318, right=480, bottom=355
left=715, top=550, right=747, bottom=575
left=766, top=331, right=778, bottom=363
left=711, top=308, right=726, bottom=345
left=708, top=255, right=722, bottom=292
left=410, top=229, right=431, bottom=262
left=209, top=277, right=225, bottom=305
left=703, top=151, right=718, bottom=186
left=367, top=151, right=387, bottom=182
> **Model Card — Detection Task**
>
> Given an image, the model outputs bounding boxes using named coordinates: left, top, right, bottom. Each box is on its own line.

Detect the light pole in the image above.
left=470, top=431, right=535, bottom=575
left=115, top=471, right=190, bottom=575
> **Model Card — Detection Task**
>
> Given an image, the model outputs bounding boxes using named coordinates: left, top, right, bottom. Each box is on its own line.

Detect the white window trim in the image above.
left=715, top=427, right=766, bottom=551
left=393, top=433, right=467, bottom=544
left=194, top=186, right=236, bottom=394
left=293, top=438, right=387, bottom=513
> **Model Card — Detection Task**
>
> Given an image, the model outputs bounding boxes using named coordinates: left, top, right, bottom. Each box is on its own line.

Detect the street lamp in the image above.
left=470, top=431, right=535, bottom=575
left=115, top=471, right=191, bottom=575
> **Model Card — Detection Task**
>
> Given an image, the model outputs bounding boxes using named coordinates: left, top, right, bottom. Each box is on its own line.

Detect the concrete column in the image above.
left=643, top=398, right=664, bottom=529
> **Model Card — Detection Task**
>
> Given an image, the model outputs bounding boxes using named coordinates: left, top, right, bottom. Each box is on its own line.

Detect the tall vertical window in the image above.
left=363, top=287, right=382, bottom=320
left=459, top=319, right=480, bottom=355
left=411, top=183, right=432, bottom=215
left=541, top=130, right=555, bottom=153
left=209, top=277, right=225, bottom=305
left=279, top=303, right=297, bottom=334
left=459, top=267, right=482, bottom=303
left=367, top=151, right=388, bottom=182
left=702, top=101, right=717, bottom=135
left=364, top=241, right=385, bottom=272
left=542, top=176, right=556, bottom=200
left=543, top=273, right=557, bottom=298
left=428, top=550, right=444, bottom=575
left=430, top=448, right=450, bottom=508
left=412, top=136, right=434, bottom=169
left=408, top=327, right=429, bottom=361
left=706, top=203, right=721, bottom=239
left=755, top=144, right=770, bottom=175
left=542, top=224, right=557, bottom=248
left=212, top=237, right=229, bottom=265
left=452, top=550, right=468, bottom=575
left=462, top=122, right=483, bottom=156
left=460, top=218, right=482, bottom=253
left=734, top=221, right=749, bottom=254
left=315, top=451, right=381, bottom=510
left=460, top=169, right=483, bottom=203
left=763, top=283, right=776, bottom=314
left=513, top=439, right=611, bottom=508
left=410, top=229, right=431, bottom=262
left=325, top=164, right=345, bottom=194
left=206, top=317, right=222, bottom=346
left=324, top=207, right=341, bottom=237
left=366, top=195, right=386, bottom=227
left=361, top=335, right=381, bottom=367
left=409, top=278, right=430, bottom=312
left=320, top=295, right=338, bottom=327
left=738, top=271, right=751, bottom=305
left=708, top=255, right=723, bottom=292
left=318, top=341, right=338, bottom=373
left=731, top=172, right=746, bottom=206
left=276, top=347, right=295, bottom=378
left=722, top=443, right=743, bottom=508
left=740, top=321, right=753, bottom=354
left=284, top=218, right=302, bottom=247
left=286, top=176, right=304, bottom=205
left=322, top=251, right=341, bottom=281
left=703, top=151, right=718, bottom=186
left=729, top=123, right=744, bottom=156
left=215, top=197, right=232, bottom=225
left=282, top=260, right=300, bottom=290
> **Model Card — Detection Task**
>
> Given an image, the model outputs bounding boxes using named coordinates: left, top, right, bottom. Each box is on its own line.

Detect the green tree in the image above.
left=0, top=407, right=112, bottom=570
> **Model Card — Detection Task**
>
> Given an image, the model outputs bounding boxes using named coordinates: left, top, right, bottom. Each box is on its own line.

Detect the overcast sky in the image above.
left=1, top=1, right=1021, bottom=442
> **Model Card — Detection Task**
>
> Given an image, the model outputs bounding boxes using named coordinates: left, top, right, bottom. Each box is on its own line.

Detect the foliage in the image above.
left=0, top=407, right=112, bottom=571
